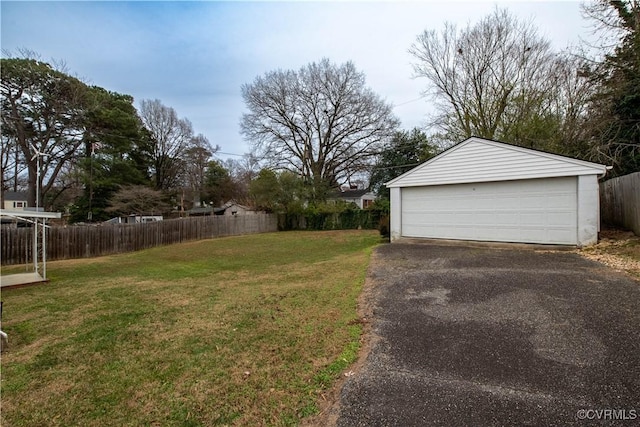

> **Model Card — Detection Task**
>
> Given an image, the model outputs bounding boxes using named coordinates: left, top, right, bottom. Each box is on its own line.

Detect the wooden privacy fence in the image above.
left=1, top=214, right=278, bottom=266
left=600, top=172, right=640, bottom=236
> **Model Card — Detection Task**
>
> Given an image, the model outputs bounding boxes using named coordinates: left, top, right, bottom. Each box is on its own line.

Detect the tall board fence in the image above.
left=1, top=214, right=278, bottom=266
left=600, top=172, right=640, bottom=236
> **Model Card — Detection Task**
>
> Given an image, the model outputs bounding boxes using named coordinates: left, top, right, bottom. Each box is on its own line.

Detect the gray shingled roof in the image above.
left=3, top=191, right=28, bottom=201
left=335, top=189, right=371, bottom=198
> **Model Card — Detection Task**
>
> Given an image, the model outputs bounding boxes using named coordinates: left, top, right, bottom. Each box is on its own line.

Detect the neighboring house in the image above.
left=333, top=188, right=377, bottom=209
left=2, top=191, right=29, bottom=211
left=186, top=201, right=262, bottom=217
left=186, top=206, right=215, bottom=216
left=215, top=200, right=260, bottom=216
left=104, top=214, right=163, bottom=225
left=386, top=137, right=610, bottom=247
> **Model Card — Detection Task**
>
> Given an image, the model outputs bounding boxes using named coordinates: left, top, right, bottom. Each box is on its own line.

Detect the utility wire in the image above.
left=393, top=95, right=427, bottom=107
left=78, top=128, right=440, bottom=159
left=10, top=127, right=439, bottom=169
left=75, top=129, right=247, bottom=158
left=215, top=151, right=245, bottom=157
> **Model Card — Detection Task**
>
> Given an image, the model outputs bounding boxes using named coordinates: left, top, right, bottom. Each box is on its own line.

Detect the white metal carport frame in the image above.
left=0, top=209, right=61, bottom=288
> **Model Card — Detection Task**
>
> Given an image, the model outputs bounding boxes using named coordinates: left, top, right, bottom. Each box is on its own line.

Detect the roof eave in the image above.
left=385, top=137, right=611, bottom=188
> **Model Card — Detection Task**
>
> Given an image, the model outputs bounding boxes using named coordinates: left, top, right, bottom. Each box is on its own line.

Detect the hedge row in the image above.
left=277, top=208, right=389, bottom=233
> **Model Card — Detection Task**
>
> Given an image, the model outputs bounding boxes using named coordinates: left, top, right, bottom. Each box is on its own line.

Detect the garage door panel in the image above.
left=401, top=177, right=577, bottom=245
left=475, top=213, right=497, bottom=225
left=518, top=212, right=549, bottom=226
left=494, top=213, right=520, bottom=225
left=518, top=195, right=548, bottom=208
left=546, top=212, right=576, bottom=225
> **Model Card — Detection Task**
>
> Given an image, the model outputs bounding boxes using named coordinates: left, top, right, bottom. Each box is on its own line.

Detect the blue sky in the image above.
left=1, top=1, right=595, bottom=160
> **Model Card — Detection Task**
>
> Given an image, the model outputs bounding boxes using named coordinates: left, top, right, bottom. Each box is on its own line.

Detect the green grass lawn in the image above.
left=0, top=230, right=381, bottom=426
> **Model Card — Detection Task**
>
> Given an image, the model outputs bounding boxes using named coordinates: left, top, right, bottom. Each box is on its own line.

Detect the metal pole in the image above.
left=36, top=153, right=40, bottom=212
left=89, top=144, right=93, bottom=221
left=33, top=150, right=46, bottom=275
left=34, top=154, right=40, bottom=274
left=42, top=219, right=47, bottom=280
left=33, top=217, right=38, bottom=274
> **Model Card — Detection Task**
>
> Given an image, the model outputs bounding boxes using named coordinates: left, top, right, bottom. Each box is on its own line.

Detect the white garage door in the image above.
left=401, top=177, right=578, bottom=245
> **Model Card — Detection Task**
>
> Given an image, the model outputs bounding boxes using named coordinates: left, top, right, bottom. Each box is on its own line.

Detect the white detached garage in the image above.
left=386, top=137, right=610, bottom=246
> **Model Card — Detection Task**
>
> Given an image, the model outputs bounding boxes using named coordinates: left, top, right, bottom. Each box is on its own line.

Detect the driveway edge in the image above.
left=301, top=247, right=384, bottom=427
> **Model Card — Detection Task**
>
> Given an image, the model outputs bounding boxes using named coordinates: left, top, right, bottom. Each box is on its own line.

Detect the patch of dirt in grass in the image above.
left=146, top=288, right=198, bottom=308
left=299, top=229, right=369, bottom=243
left=580, top=228, right=640, bottom=280
left=125, top=380, right=173, bottom=420
left=48, top=256, right=112, bottom=268
left=3, top=375, right=80, bottom=423
left=6, top=335, right=57, bottom=364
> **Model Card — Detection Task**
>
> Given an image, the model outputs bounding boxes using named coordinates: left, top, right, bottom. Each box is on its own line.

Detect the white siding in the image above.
left=400, top=177, right=579, bottom=245
left=387, top=138, right=608, bottom=188
left=390, top=187, right=402, bottom=241
left=577, top=175, right=600, bottom=246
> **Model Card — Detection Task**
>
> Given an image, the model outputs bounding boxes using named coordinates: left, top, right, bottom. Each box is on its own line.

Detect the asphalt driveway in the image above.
left=336, top=241, right=640, bottom=426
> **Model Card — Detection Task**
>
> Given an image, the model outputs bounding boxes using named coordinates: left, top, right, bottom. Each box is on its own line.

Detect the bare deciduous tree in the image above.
left=581, top=0, right=638, bottom=55
left=139, top=99, right=193, bottom=190
left=409, top=9, right=560, bottom=147
left=107, top=185, right=169, bottom=215
left=547, top=53, right=599, bottom=157
left=222, top=154, right=260, bottom=204
left=0, top=133, right=21, bottom=194
left=182, top=133, right=217, bottom=206
left=241, top=58, right=399, bottom=199
left=580, top=0, right=640, bottom=175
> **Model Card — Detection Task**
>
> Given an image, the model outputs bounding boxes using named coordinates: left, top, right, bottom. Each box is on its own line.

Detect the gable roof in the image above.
left=386, top=137, right=610, bottom=188
left=219, top=200, right=251, bottom=211
left=3, top=191, right=28, bottom=201
left=334, top=189, right=374, bottom=199
left=187, top=206, right=214, bottom=215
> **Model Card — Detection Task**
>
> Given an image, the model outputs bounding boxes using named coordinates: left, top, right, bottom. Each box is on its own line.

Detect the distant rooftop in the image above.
left=336, top=189, right=372, bottom=198
left=3, top=191, right=28, bottom=201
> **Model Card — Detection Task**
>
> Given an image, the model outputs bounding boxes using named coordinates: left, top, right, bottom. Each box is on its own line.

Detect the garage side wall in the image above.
left=390, top=187, right=402, bottom=241
left=577, top=174, right=600, bottom=247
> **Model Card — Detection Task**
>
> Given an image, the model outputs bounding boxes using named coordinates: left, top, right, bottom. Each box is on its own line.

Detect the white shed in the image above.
left=386, top=137, right=610, bottom=246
